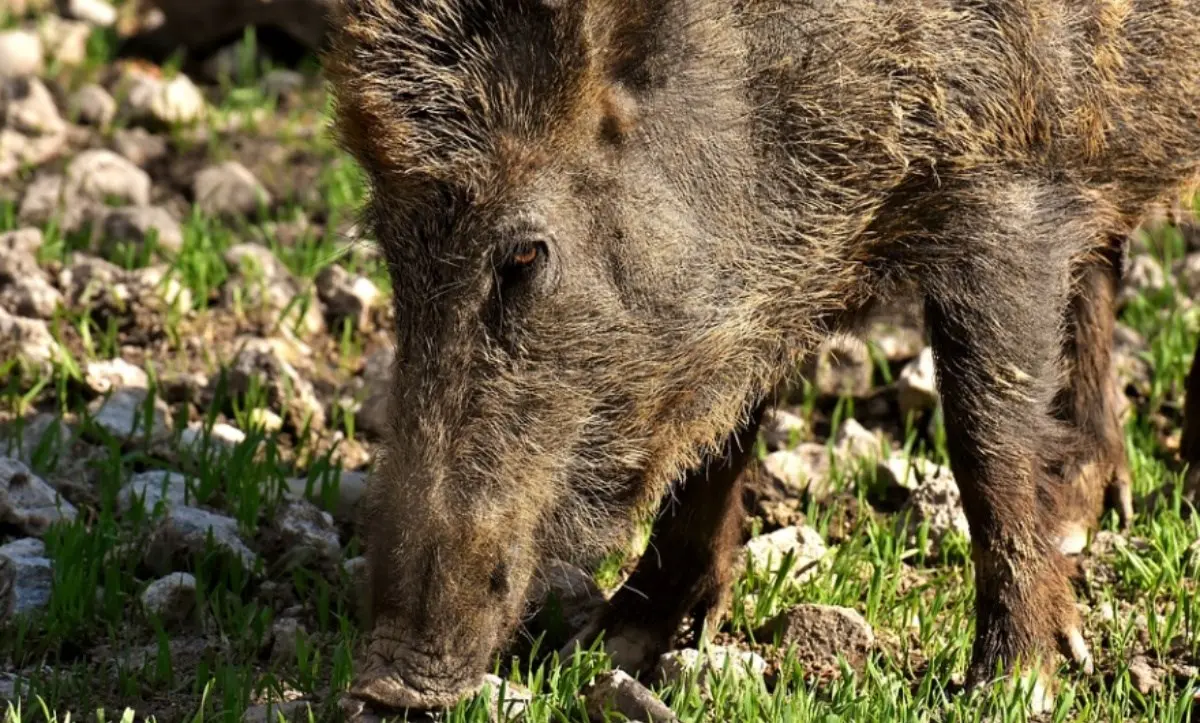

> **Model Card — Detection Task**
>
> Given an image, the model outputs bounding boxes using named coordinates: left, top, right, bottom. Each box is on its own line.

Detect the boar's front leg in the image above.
left=922, top=182, right=1096, bottom=701
left=561, top=402, right=766, bottom=674
left=1181, top=337, right=1200, bottom=495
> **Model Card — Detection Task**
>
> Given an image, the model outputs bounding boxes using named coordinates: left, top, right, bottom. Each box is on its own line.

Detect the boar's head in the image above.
left=326, top=0, right=793, bottom=710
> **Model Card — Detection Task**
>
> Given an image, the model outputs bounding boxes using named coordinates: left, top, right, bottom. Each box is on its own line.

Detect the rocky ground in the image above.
left=0, top=2, right=1199, bottom=722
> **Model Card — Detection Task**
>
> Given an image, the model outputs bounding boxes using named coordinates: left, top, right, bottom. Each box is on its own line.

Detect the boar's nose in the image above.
left=348, top=619, right=486, bottom=712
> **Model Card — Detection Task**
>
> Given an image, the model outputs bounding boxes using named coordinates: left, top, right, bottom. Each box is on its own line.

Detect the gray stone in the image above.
left=130, top=265, right=193, bottom=313
left=0, top=537, right=52, bottom=618
left=58, top=0, right=117, bottom=26
left=102, top=205, right=184, bottom=254
left=875, top=453, right=946, bottom=493
left=584, top=669, right=678, bottom=723
left=227, top=337, right=326, bottom=431
left=69, top=84, right=116, bottom=127
left=0, top=456, right=76, bottom=536
left=17, top=174, right=66, bottom=227
left=145, top=505, right=257, bottom=575
left=834, top=418, right=885, bottom=461
left=867, top=319, right=924, bottom=363
left=111, top=127, right=168, bottom=167
left=896, top=347, right=938, bottom=420
left=315, top=264, right=380, bottom=330
left=1120, top=253, right=1166, bottom=302
left=5, top=77, right=65, bottom=137
left=140, top=572, right=196, bottom=626
left=658, top=646, right=767, bottom=688
left=900, top=464, right=970, bottom=557
left=284, top=469, right=365, bottom=523
left=0, top=274, right=61, bottom=319
left=0, top=228, right=42, bottom=278
left=0, top=307, right=58, bottom=366
left=195, top=161, right=270, bottom=218
left=88, top=387, right=172, bottom=442
left=269, top=617, right=304, bottom=664
left=808, top=336, right=874, bottom=398
left=118, top=470, right=190, bottom=514
left=64, top=149, right=152, bottom=207
left=3, top=413, right=71, bottom=463
left=59, top=255, right=128, bottom=307
left=755, top=604, right=874, bottom=675
left=223, top=245, right=323, bottom=336
left=272, top=498, right=341, bottom=570
left=180, top=421, right=246, bottom=452
left=85, top=357, right=149, bottom=394
left=761, top=407, right=808, bottom=450
left=0, top=30, right=42, bottom=78
left=742, top=525, right=827, bottom=581
left=761, top=444, right=833, bottom=501
left=262, top=69, right=305, bottom=97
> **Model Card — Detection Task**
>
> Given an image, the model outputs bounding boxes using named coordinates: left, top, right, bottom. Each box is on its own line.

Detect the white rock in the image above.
left=284, top=470, right=366, bottom=523
left=5, top=77, right=65, bottom=137
left=0, top=274, right=61, bottom=319
left=64, top=149, right=152, bottom=207
left=0, top=307, right=58, bottom=366
left=88, top=387, right=171, bottom=442
left=69, top=84, right=117, bottom=127
left=900, top=464, right=971, bottom=557
left=0, top=456, right=77, bottom=536
left=761, top=407, right=808, bottom=450
left=809, top=336, right=874, bottom=398
left=36, top=15, right=89, bottom=66
left=583, top=669, right=678, bottom=723
left=897, top=347, right=938, bottom=419
left=875, top=453, right=946, bottom=492
left=228, top=337, right=326, bottom=431
left=102, top=205, right=184, bottom=253
left=17, top=174, right=65, bottom=227
left=761, top=445, right=832, bottom=501
left=145, top=505, right=257, bottom=575
left=241, top=700, right=313, bottom=723
left=0, top=30, right=42, bottom=78
left=85, top=358, right=149, bottom=394
left=118, top=470, right=190, bottom=514
left=315, top=264, right=380, bottom=330
left=743, top=525, right=827, bottom=581
left=119, top=68, right=206, bottom=126
left=0, top=537, right=52, bottom=617
left=180, top=422, right=246, bottom=452
left=194, top=161, right=270, bottom=218
left=658, top=646, right=767, bottom=687
left=60, top=0, right=117, bottom=26
left=834, top=418, right=885, bottom=461
left=140, top=572, right=196, bottom=625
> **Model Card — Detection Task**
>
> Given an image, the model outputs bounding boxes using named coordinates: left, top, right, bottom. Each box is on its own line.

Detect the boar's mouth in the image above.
left=348, top=627, right=488, bottom=712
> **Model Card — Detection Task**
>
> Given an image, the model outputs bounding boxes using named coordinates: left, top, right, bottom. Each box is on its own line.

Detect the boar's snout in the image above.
left=350, top=621, right=487, bottom=711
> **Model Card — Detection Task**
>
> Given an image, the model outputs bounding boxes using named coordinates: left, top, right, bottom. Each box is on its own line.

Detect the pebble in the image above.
left=761, top=407, right=808, bottom=450
left=875, top=453, right=946, bottom=493
left=228, top=337, right=326, bottom=431
left=102, top=205, right=184, bottom=254
left=60, top=0, right=117, bottom=26
left=583, top=669, right=678, bottom=723
left=119, top=68, right=206, bottom=127
left=1128, top=656, right=1161, bottom=695
left=180, top=421, right=247, bottom=452
left=145, top=505, right=257, bottom=575
left=84, top=357, right=149, bottom=394
left=0, top=228, right=42, bottom=277
left=195, top=161, right=271, bottom=218
left=117, top=470, right=190, bottom=514
left=742, top=525, right=827, bottom=581
left=896, top=347, right=938, bottom=419
left=0, top=537, right=53, bottom=618
left=18, top=174, right=67, bottom=227
left=0, top=274, right=62, bottom=319
left=0, top=30, right=43, bottom=78
left=0, top=456, right=77, bottom=536
left=271, top=498, right=341, bottom=571
left=754, top=603, right=875, bottom=675
left=5, top=77, right=65, bottom=137
left=262, top=69, right=305, bottom=98
left=833, top=418, right=885, bottom=461
left=284, top=470, right=366, bottom=524
left=88, top=387, right=172, bottom=442
left=140, top=572, right=197, bottom=626
left=223, top=246, right=324, bottom=336
left=658, top=646, right=767, bottom=687
left=36, top=16, right=89, bottom=66
left=761, top=445, right=833, bottom=501
left=111, top=127, right=168, bottom=167
left=808, top=336, right=874, bottom=399
left=69, top=84, right=117, bottom=127
left=315, top=264, right=380, bottom=330
left=0, top=307, right=58, bottom=366
left=64, top=149, right=152, bottom=207
left=900, top=463, right=970, bottom=557
left=269, top=617, right=304, bottom=664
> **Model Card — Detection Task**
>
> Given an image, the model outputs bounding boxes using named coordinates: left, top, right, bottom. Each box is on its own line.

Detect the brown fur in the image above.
left=324, top=0, right=1200, bottom=710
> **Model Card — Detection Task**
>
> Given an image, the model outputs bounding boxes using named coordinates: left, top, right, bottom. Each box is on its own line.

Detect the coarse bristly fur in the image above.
left=323, top=0, right=1200, bottom=713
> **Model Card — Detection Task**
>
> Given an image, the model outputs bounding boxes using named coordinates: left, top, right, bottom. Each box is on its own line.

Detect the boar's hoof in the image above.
left=560, top=617, right=671, bottom=676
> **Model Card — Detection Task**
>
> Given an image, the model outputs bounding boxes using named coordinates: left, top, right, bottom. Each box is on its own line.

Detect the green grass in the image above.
left=2, top=32, right=1200, bottom=723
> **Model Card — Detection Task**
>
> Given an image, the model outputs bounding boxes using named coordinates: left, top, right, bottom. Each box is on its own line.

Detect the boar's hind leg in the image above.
left=561, top=402, right=766, bottom=675
left=1053, top=243, right=1134, bottom=550
left=922, top=183, right=1096, bottom=695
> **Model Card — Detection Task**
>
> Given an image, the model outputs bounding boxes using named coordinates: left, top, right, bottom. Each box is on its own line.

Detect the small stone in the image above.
left=130, top=265, right=192, bottom=312
left=118, top=470, right=190, bottom=514
left=584, top=670, right=678, bottom=723
left=0, top=537, right=52, bottom=618
left=315, top=264, right=380, bottom=330
left=270, top=617, right=304, bottom=664
left=69, top=84, right=117, bottom=127
left=111, top=127, right=168, bottom=166
left=180, top=421, right=246, bottom=452
left=223, top=246, right=323, bottom=336
left=761, top=407, right=808, bottom=450
left=868, top=320, right=925, bottom=363
left=896, top=347, right=938, bottom=420
left=875, top=454, right=946, bottom=492
left=59, top=255, right=127, bottom=307
left=0, top=228, right=42, bottom=277
left=761, top=445, right=833, bottom=501
left=900, top=464, right=970, bottom=557
left=343, top=556, right=366, bottom=587
left=284, top=470, right=365, bottom=524
left=194, top=161, right=270, bottom=218
left=59, top=0, right=117, bottom=26
left=17, top=174, right=66, bottom=227
left=0, top=274, right=61, bottom=319
left=248, top=408, right=284, bottom=433
left=227, top=337, right=326, bottom=432
left=140, top=572, right=196, bottom=626
left=36, top=16, right=89, bottom=66
left=118, top=67, right=206, bottom=127
left=658, top=646, right=767, bottom=688
left=241, top=700, right=313, bottom=723
left=481, top=674, right=531, bottom=721
left=834, top=418, right=884, bottom=461
left=85, top=357, right=149, bottom=394
left=742, top=525, right=827, bottom=581
left=0, top=456, right=77, bottom=536
left=64, top=149, right=152, bottom=207
left=102, top=205, right=184, bottom=254
left=270, top=498, right=341, bottom=571
left=808, top=336, right=874, bottom=399
left=4, top=413, right=71, bottom=463
left=88, top=387, right=171, bottom=442
left=0, top=30, right=42, bottom=78
left=145, top=505, right=257, bottom=575
left=1128, top=656, right=1162, bottom=695
left=0, top=307, right=58, bottom=366
left=5, top=77, right=65, bottom=137
left=262, top=69, right=305, bottom=98
left=755, top=603, right=875, bottom=675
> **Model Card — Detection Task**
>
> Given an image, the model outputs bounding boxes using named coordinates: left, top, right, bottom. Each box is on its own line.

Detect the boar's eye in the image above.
left=496, top=238, right=550, bottom=288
